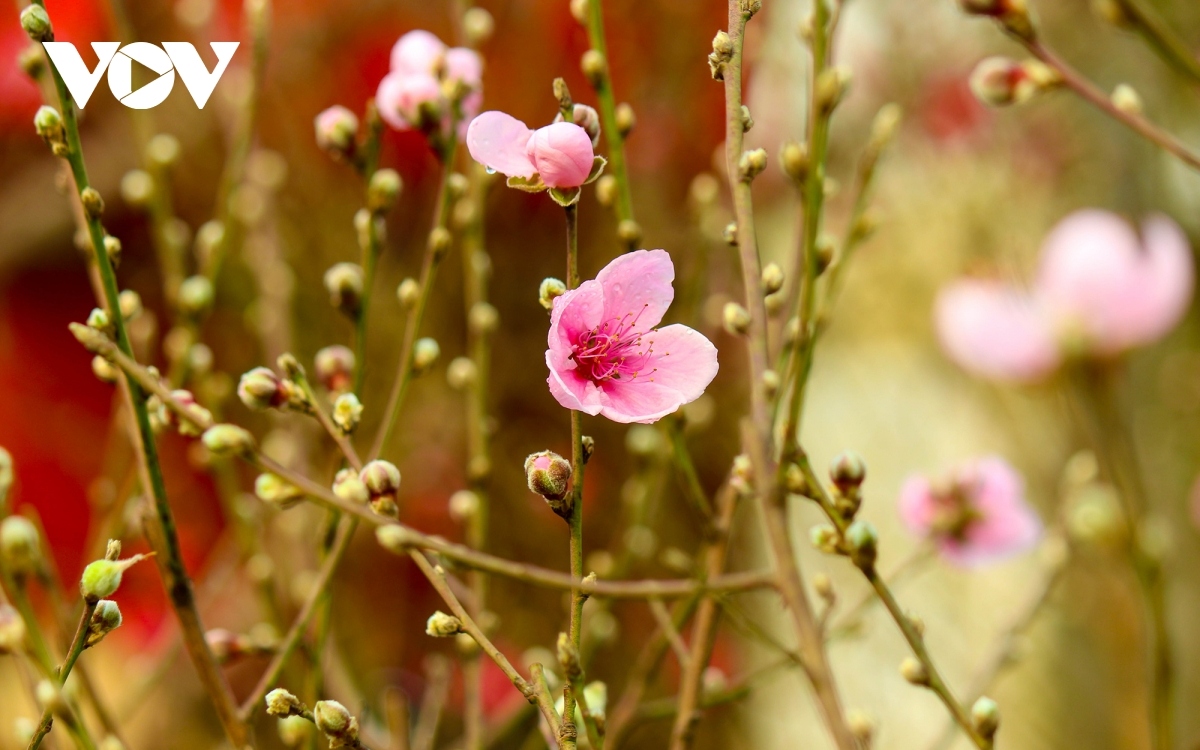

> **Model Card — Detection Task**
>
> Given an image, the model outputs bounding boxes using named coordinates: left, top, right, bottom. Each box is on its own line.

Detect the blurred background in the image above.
left=1, top=0, right=1199, bottom=748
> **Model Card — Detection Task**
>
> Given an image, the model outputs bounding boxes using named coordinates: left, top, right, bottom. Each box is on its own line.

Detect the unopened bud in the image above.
left=557, top=631, right=582, bottom=680
left=332, top=468, right=369, bottom=505
left=20, top=5, right=52, bottom=42
left=957, top=0, right=1034, bottom=40
left=178, top=275, right=214, bottom=318
left=426, top=611, right=464, bottom=637
left=762, top=369, right=780, bottom=400
left=556, top=103, right=601, bottom=147
left=0, top=603, right=25, bottom=654
left=446, top=357, right=477, bottom=390
left=762, top=263, right=784, bottom=295
left=313, top=700, right=358, bottom=742
left=615, top=102, right=636, bottom=137
left=1092, top=0, right=1133, bottom=26
left=781, top=141, right=809, bottom=182
left=901, top=656, right=930, bottom=686
left=80, top=188, right=105, bottom=219
left=0, top=516, right=40, bottom=577
left=332, top=393, right=363, bottom=434
left=723, top=302, right=751, bottom=335
left=86, top=600, right=122, bottom=647
left=33, top=106, right=64, bottom=150
left=255, top=472, right=304, bottom=509
left=265, top=688, right=303, bottom=717
left=314, top=105, right=358, bottom=159
left=146, top=133, right=181, bottom=169
left=412, top=337, right=441, bottom=373
left=278, top=715, right=310, bottom=747
left=581, top=49, right=607, bottom=86
left=785, top=463, right=810, bottom=495
left=971, top=696, right=1000, bottom=738
left=80, top=553, right=150, bottom=601
left=815, top=67, right=852, bottom=114
left=0, top=447, right=11, bottom=504
left=324, top=263, right=364, bottom=316
left=368, top=168, right=403, bottom=212
left=361, top=460, right=402, bottom=518
left=238, top=367, right=287, bottom=410
left=103, top=236, right=122, bottom=267
left=738, top=148, right=768, bottom=181
left=830, top=450, right=866, bottom=490
left=969, top=57, right=1055, bottom=106
left=463, top=7, right=495, bottom=45
left=810, top=524, right=840, bottom=554
left=1111, top=84, right=1142, bottom=115
left=845, top=520, right=877, bottom=570
left=581, top=435, right=596, bottom=463
left=812, top=572, right=835, bottom=602
left=723, top=222, right=738, bottom=245
left=848, top=710, right=875, bottom=743
left=314, top=345, right=355, bottom=393
left=595, top=174, right=618, bottom=207
left=617, top=219, right=642, bottom=247
left=570, top=0, right=590, bottom=23
left=201, top=424, right=256, bottom=457
left=120, top=170, right=154, bottom=208
left=740, top=104, right=754, bottom=132
left=525, top=451, right=573, bottom=511
left=449, top=489, right=481, bottom=522
left=397, top=277, right=420, bottom=309
left=468, top=301, right=499, bottom=334
left=428, top=226, right=452, bottom=258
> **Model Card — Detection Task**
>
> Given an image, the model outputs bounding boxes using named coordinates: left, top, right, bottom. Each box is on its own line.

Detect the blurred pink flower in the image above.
left=546, top=250, right=718, bottom=424
left=467, top=112, right=595, bottom=189
left=376, top=31, right=483, bottom=134
left=936, top=210, right=1194, bottom=382
left=899, top=456, right=1041, bottom=567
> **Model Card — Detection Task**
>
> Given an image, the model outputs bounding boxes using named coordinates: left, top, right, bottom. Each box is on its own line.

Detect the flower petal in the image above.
left=935, top=279, right=1060, bottom=382
left=897, top=474, right=937, bottom=535
left=466, top=111, right=536, bottom=179
left=595, top=249, right=676, bottom=332
left=445, top=47, right=482, bottom=89
left=1110, top=215, right=1193, bottom=350
left=376, top=71, right=441, bottom=131
left=946, top=457, right=1041, bottom=566
left=593, top=324, right=718, bottom=424
left=527, top=122, right=595, bottom=188
left=546, top=351, right=604, bottom=416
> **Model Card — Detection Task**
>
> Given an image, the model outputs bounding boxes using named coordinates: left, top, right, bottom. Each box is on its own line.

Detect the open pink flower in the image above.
left=936, top=209, right=1194, bottom=382
left=467, top=111, right=595, bottom=189
left=546, top=250, right=718, bottom=424
left=899, top=456, right=1042, bottom=567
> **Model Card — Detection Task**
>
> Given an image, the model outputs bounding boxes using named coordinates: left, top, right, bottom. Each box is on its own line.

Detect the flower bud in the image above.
left=446, top=357, right=477, bottom=390
left=178, top=275, right=214, bottom=318
left=1092, top=0, right=1133, bottom=26
left=595, top=175, right=618, bottom=207
left=815, top=66, right=852, bottom=114
left=539, top=278, right=567, bottom=311
left=971, top=696, right=1000, bottom=739
left=428, top=226, right=452, bottom=258
left=426, top=611, right=464, bottom=637
left=723, top=302, right=751, bottom=335
left=463, top=7, right=495, bottom=45
left=761, top=263, right=785, bottom=296
left=201, top=424, right=256, bottom=458
left=468, top=301, right=499, bottom=335
left=848, top=709, right=875, bottom=743
left=332, top=393, right=363, bottom=435
left=712, top=30, right=734, bottom=58
left=1111, top=83, right=1142, bottom=115
left=448, top=489, right=481, bottom=522
left=845, top=520, right=877, bottom=570
left=159, top=389, right=211, bottom=437
left=314, top=105, right=358, bottom=159
left=570, top=0, right=590, bottom=22
left=412, top=338, right=441, bottom=375
left=617, top=219, right=642, bottom=247
left=87, top=308, right=112, bottom=334
left=614, top=102, right=636, bottom=138
left=146, top=133, right=181, bottom=169
left=361, top=460, right=401, bottom=518
left=36, top=680, right=64, bottom=716
left=625, top=425, right=664, bottom=458
left=118, top=289, right=142, bottom=321
left=397, top=277, right=420, bottom=309
left=312, top=346, right=354, bottom=393
left=0, top=603, right=25, bottom=654
left=581, top=49, right=607, bottom=86
left=85, top=599, right=122, bottom=647
left=278, top=715, right=310, bottom=747
left=555, top=103, right=602, bottom=147
left=265, top=688, right=303, bottom=717
left=255, top=472, right=304, bottom=510
left=810, top=524, right=840, bottom=554
left=237, top=367, right=285, bottom=410
left=33, top=106, right=65, bottom=150
left=332, top=468, right=369, bottom=505
left=92, top=356, right=119, bottom=383
left=120, top=170, right=154, bottom=209
left=900, top=656, right=930, bottom=686
left=525, top=451, right=573, bottom=512
left=830, top=451, right=866, bottom=491
left=738, top=148, right=768, bottom=182
left=557, top=631, right=582, bottom=680
left=581, top=435, right=596, bottom=463
left=1, top=516, right=40, bottom=577
left=324, top=262, right=364, bottom=317
left=81, top=187, right=105, bottom=219
left=80, top=553, right=150, bottom=601
left=740, top=104, right=754, bottom=133
left=20, top=5, right=52, bottom=42
left=368, top=169, right=403, bottom=213
left=957, top=0, right=1034, bottom=39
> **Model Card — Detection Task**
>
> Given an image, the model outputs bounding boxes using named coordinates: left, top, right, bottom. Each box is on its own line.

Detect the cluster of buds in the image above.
left=237, top=366, right=307, bottom=413
left=830, top=450, right=866, bottom=519
left=525, top=451, right=573, bottom=517
left=361, top=460, right=402, bottom=517
left=709, top=31, right=734, bottom=80
left=957, top=0, right=1035, bottom=40
left=332, top=393, right=363, bottom=435
left=425, top=611, right=464, bottom=637
left=79, top=544, right=151, bottom=602
left=810, top=519, right=878, bottom=572
left=34, top=106, right=68, bottom=157
left=968, top=57, right=1060, bottom=107
left=314, top=105, right=360, bottom=163
left=332, top=468, right=369, bottom=505
left=554, top=103, right=602, bottom=147
left=156, top=389, right=212, bottom=437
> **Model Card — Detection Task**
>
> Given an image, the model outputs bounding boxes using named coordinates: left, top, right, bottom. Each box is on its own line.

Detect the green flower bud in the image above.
left=1, top=516, right=40, bottom=577
left=201, top=424, right=256, bottom=458
left=178, top=275, right=214, bottom=318
left=86, top=599, right=122, bottom=647
left=313, top=700, right=357, bottom=742
left=525, top=451, right=573, bottom=515
left=80, top=554, right=150, bottom=601
left=367, top=169, right=403, bottom=213
left=20, top=5, right=52, bottom=42
left=425, top=611, right=463, bottom=638
left=323, top=262, right=364, bottom=316
left=396, top=277, right=420, bottom=310
left=539, top=277, right=567, bottom=311
left=845, top=520, right=878, bottom=570
left=971, top=696, right=1000, bottom=739
left=255, top=472, right=304, bottom=509
left=33, top=106, right=65, bottom=150
left=265, top=688, right=303, bottom=717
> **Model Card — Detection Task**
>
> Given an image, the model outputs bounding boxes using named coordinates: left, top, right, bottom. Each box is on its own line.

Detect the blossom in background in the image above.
left=376, top=30, right=482, bottom=134
left=937, top=209, right=1194, bottom=382
left=466, top=111, right=603, bottom=199
left=545, top=250, right=718, bottom=424
left=899, top=456, right=1042, bottom=566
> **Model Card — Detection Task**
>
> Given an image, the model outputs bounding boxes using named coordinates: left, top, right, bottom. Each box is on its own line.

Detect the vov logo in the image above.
left=42, top=42, right=239, bottom=110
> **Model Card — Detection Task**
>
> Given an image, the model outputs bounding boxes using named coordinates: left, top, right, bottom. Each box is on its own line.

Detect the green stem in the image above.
left=1114, top=0, right=1200, bottom=84
left=31, top=4, right=248, bottom=743
left=27, top=600, right=98, bottom=750
left=561, top=203, right=585, bottom=750
left=583, top=0, right=637, bottom=249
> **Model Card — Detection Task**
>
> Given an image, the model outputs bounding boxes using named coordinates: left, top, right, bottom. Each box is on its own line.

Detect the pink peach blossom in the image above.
left=546, top=250, right=718, bottom=424
left=466, top=111, right=595, bottom=189
left=936, top=210, right=1194, bottom=382
left=376, top=71, right=442, bottom=131
left=389, top=30, right=446, bottom=76
left=899, top=456, right=1042, bottom=567
left=444, top=48, right=483, bottom=90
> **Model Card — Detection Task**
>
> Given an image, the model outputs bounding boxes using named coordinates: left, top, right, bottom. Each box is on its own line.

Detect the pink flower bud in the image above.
left=377, top=71, right=444, bottom=132
left=390, top=30, right=447, bottom=76
left=314, top=105, right=358, bottom=157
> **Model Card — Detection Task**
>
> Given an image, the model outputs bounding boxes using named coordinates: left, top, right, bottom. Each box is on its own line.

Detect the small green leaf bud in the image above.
left=20, top=5, right=52, bottom=42
left=971, top=696, right=1000, bottom=739
left=0, top=516, right=40, bottom=577
left=201, top=424, right=256, bottom=458
left=845, top=520, right=878, bottom=570
left=426, top=611, right=464, bottom=637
